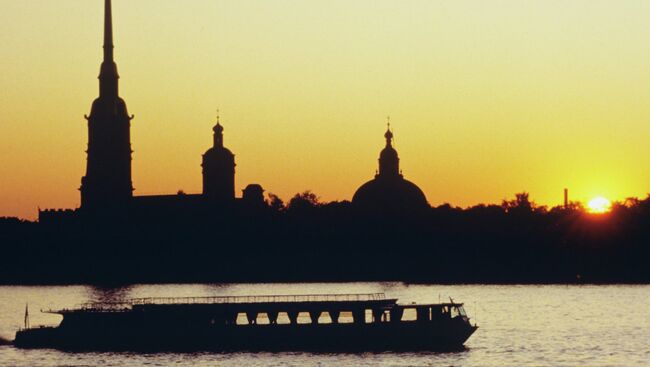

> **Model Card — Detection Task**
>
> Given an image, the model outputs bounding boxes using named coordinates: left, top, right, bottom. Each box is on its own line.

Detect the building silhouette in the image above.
left=352, top=125, right=428, bottom=212
left=202, top=115, right=235, bottom=201
left=242, top=184, right=265, bottom=205
left=11, top=2, right=650, bottom=286
left=39, top=0, right=431, bottom=223
left=39, top=0, right=264, bottom=223
left=80, top=0, right=133, bottom=212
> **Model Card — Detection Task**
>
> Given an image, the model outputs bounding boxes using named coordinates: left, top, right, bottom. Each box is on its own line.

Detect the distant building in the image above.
left=39, top=0, right=263, bottom=224
left=202, top=116, right=235, bottom=201
left=39, top=1, right=431, bottom=223
left=80, top=0, right=133, bottom=212
left=242, top=184, right=265, bottom=207
left=352, top=126, right=429, bottom=212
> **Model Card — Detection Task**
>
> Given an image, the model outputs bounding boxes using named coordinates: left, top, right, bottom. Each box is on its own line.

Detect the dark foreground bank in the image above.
left=2, top=193, right=650, bottom=284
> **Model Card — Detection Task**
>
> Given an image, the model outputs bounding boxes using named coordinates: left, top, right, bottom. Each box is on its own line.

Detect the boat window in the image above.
left=297, top=311, right=311, bottom=324
left=235, top=312, right=248, bottom=325
left=458, top=306, right=467, bottom=317
left=365, top=309, right=374, bottom=323
left=338, top=311, right=354, bottom=324
left=256, top=312, right=270, bottom=325
left=401, top=308, right=417, bottom=321
left=276, top=312, right=291, bottom=325
left=318, top=311, right=333, bottom=324
left=450, top=306, right=462, bottom=318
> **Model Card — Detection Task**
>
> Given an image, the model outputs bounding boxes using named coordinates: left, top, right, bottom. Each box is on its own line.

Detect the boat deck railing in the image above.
left=77, top=293, right=387, bottom=310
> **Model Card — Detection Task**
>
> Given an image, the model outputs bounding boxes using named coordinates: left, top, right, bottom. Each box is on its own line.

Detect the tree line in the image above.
left=1, top=191, right=649, bottom=284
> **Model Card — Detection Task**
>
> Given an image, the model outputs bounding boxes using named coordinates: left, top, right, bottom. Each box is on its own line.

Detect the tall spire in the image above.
left=99, top=0, right=119, bottom=98
left=81, top=0, right=133, bottom=210
left=104, top=0, right=114, bottom=62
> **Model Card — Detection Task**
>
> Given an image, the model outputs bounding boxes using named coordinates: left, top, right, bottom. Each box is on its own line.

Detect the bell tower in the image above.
left=80, top=0, right=134, bottom=211
left=202, top=113, right=236, bottom=201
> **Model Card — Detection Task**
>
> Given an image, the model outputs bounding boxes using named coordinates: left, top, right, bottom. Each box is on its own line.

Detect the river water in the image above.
left=0, top=283, right=648, bottom=366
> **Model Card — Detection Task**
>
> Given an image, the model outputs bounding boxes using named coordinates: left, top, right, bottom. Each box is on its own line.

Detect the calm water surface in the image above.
left=0, top=283, right=648, bottom=366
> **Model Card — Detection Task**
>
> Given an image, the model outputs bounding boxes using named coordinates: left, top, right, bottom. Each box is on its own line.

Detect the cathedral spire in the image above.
left=104, top=0, right=114, bottom=62
left=81, top=0, right=133, bottom=210
left=99, top=0, right=119, bottom=98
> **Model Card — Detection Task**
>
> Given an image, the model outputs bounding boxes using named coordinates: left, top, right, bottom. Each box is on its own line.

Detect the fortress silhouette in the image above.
left=8, top=1, right=650, bottom=285
left=40, top=0, right=428, bottom=224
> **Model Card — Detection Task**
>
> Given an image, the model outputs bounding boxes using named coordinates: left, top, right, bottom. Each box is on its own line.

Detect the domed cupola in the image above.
left=213, top=122, right=224, bottom=141
left=378, top=125, right=400, bottom=178
left=202, top=113, right=235, bottom=201
left=352, top=122, right=428, bottom=212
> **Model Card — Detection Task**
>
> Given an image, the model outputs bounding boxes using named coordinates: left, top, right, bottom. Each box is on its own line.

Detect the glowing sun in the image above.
left=587, top=196, right=611, bottom=213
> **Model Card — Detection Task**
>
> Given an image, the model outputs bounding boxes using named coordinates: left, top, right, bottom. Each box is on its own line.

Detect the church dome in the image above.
left=203, top=145, right=234, bottom=159
left=352, top=124, right=428, bottom=212
left=352, top=177, right=428, bottom=212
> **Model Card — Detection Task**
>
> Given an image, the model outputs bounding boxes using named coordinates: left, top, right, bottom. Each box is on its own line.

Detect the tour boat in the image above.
left=14, top=293, right=477, bottom=351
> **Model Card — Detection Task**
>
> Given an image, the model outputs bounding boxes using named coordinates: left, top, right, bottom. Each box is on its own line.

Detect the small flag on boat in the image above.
left=24, top=303, right=29, bottom=329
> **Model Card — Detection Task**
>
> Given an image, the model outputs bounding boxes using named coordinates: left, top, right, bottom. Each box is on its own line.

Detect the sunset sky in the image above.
left=1, top=0, right=650, bottom=219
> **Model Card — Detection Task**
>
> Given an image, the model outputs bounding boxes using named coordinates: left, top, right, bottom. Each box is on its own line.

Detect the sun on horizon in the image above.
left=587, top=196, right=612, bottom=214
left=2, top=1, right=650, bottom=220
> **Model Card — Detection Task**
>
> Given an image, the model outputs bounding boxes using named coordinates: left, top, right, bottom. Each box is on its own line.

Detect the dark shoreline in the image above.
left=3, top=194, right=650, bottom=285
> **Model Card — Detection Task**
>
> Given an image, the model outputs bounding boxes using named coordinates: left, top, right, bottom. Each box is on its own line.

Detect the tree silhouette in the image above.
left=266, top=193, right=285, bottom=213
left=502, top=192, right=536, bottom=213
left=287, top=191, right=321, bottom=212
left=4, top=192, right=650, bottom=284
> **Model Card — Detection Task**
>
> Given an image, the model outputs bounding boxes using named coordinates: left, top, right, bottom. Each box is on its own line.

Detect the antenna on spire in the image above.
left=387, top=115, right=391, bottom=130
left=99, top=0, right=119, bottom=97
left=216, top=109, right=220, bottom=124
left=103, top=0, right=114, bottom=62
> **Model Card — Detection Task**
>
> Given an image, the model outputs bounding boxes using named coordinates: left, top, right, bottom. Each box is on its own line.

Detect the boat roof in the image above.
left=92, top=292, right=388, bottom=307
left=50, top=293, right=392, bottom=313
left=398, top=303, right=465, bottom=308
left=47, top=293, right=464, bottom=314
left=131, top=292, right=388, bottom=305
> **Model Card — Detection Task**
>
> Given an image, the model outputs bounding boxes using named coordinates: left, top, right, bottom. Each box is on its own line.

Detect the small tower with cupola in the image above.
left=202, top=114, right=235, bottom=201
left=378, top=124, right=401, bottom=178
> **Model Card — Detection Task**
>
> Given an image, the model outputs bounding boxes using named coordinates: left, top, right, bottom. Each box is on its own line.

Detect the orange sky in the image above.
left=2, top=0, right=650, bottom=219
